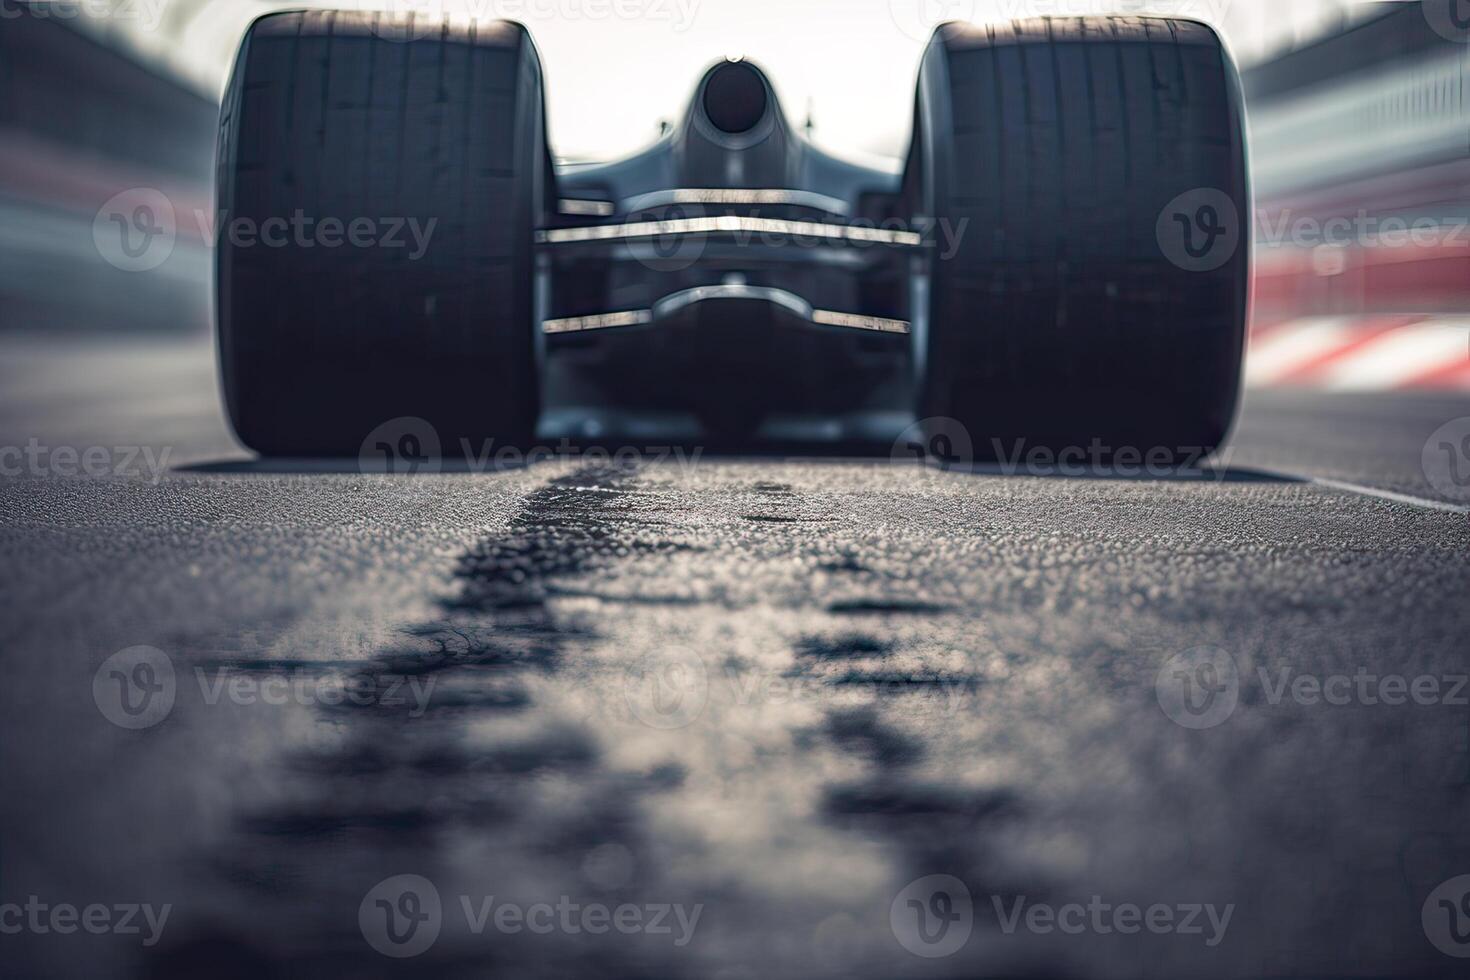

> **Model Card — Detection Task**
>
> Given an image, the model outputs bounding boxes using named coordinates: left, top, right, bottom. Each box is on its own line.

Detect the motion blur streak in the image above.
left=1246, top=2, right=1470, bottom=391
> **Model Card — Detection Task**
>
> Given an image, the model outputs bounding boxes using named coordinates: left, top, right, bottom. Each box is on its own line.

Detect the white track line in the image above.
left=1304, top=476, right=1470, bottom=515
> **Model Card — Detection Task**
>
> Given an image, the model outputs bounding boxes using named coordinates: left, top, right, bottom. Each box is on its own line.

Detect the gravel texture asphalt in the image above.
left=1, top=335, right=1468, bottom=979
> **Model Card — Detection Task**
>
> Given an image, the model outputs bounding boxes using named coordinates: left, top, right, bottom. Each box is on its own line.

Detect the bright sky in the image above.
left=64, top=0, right=1388, bottom=161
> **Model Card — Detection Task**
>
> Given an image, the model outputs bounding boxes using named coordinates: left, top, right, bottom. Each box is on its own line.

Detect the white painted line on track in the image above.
left=914, top=452, right=1468, bottom=516
left=1305, top=476, right=1470, bottom=515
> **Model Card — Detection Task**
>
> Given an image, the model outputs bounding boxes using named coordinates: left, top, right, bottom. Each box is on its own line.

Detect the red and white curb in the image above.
left=1247, top=316, right=1470, bottom=391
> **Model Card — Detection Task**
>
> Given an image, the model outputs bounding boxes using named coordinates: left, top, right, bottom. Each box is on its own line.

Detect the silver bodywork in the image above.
left=536, top=59, right=919, bottom=440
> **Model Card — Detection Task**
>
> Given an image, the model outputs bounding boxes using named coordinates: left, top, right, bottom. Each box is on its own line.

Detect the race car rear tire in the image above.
left=217, top=11, right=548, bottom=458
left=909, top=18, right=1249, bottom=463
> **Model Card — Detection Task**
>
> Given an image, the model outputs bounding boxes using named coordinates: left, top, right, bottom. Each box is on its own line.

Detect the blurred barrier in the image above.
left=0, top=4, right=216, bottom=184
left=1245, top=315, right=1470, bottom=391
left=0, top=0, right=1463, bottom=390
left=1243, top=0, right=1469, bottom=389
left=0, top=5, right=216, bottom=334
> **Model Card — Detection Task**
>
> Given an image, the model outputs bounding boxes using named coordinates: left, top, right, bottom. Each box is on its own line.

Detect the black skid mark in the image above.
left=451, top=465, right=694, bottom=613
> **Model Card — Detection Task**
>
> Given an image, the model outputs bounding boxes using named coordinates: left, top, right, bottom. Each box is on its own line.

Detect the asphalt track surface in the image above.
left=2, top=334, right=1469, bottom=979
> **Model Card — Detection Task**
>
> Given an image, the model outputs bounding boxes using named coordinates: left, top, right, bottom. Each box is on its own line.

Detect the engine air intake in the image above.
left=702, top=61, right=768, bottom=135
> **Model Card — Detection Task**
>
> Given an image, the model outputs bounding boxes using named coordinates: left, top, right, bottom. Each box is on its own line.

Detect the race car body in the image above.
left=216, top=12, right=1249, bottom=461
left=541, top=59, right=917, bottom=440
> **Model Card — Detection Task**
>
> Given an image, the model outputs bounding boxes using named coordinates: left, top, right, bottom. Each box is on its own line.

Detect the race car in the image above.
left=215, top=11, right=1249, bottom=461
